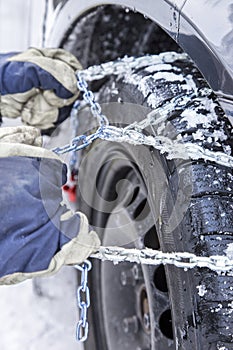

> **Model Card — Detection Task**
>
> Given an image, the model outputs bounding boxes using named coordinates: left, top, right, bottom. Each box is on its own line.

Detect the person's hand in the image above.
left=0, top=48, right=81, bottom=130
left=0, top=126, right=100, bottom=285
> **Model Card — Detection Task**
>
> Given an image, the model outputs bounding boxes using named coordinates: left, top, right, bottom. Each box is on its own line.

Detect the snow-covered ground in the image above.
left=0, top=2, right=83, bottom=349
left=0, top=268, right=81, bottom=350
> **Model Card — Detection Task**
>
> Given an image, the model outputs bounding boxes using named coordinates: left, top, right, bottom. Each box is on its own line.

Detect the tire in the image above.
left=75, top=53, right=233, bottom=350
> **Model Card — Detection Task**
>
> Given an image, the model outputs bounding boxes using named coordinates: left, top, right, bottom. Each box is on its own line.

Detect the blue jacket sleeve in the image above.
left=0, top=155, right=81, bottom=278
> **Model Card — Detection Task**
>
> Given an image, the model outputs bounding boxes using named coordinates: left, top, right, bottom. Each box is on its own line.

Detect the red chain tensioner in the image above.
left=63, top=170, right=78, bottom=202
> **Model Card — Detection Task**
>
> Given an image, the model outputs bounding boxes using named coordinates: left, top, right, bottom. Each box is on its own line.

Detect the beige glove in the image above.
left=0, top=126, right=100, bottom=285
left=0, top=48, right=82, bottom=130
left=0, top=212, right=100, bottom=285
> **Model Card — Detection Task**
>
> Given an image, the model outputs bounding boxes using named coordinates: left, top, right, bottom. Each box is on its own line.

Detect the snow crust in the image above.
left=225, top=243, right=233, bottom=260
left=196, top=284, right=207, bottom=297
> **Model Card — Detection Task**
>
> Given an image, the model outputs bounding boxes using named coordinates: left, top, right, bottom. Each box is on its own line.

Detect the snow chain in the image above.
left=91, top=246, right=233, bottom=273
left=53, top=53, right=233, bottom=168
left=74, top=260, right=92, bottom=342
left=53, top=52, right=233, bottom=271
left=52, top=53, right=233, bottom=342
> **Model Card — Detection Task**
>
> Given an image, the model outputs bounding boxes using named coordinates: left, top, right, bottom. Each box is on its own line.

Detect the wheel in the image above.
left=75, top=52, right=233, bottom=350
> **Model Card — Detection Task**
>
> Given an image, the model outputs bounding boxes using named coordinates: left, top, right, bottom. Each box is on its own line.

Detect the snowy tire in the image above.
left=76, top=53, right=233, bottom=350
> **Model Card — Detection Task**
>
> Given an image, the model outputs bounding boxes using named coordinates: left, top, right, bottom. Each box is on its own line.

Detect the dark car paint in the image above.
left=179, top=0, right=233, bottom=117
left=49, top=0, right=233, bottom=117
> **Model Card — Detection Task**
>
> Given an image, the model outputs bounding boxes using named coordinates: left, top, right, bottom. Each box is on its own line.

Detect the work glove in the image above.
left=0, top=48, right=81, bottom=130
left=0, top=126, right=100, bottom=285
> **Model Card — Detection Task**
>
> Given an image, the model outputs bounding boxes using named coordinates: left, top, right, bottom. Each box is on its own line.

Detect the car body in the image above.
left=46, top=0, right=233, bottom=120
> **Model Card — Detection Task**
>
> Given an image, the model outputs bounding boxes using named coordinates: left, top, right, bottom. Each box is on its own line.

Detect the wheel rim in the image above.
left=92, top=152, right=175, bottom=350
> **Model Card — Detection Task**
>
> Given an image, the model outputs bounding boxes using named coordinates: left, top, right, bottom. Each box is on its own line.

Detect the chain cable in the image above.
left=74, top=260, right=92, bottom=342
left=91, top=246, right=233, bottom=273
left=69, top=100, right=80, bottom=170
left=79, top=52, right=189, bottom=81
left=53, top=53, right=233, bottom=169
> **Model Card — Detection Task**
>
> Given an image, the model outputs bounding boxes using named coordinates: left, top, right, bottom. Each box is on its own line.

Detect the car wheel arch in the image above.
left=47, top=0, right=233, bottom=116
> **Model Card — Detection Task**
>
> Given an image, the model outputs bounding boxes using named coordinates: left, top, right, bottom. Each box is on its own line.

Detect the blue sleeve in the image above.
left=0, top=156, right=80, bottom=278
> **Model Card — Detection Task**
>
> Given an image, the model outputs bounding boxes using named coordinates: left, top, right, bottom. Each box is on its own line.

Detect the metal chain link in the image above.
left=74, top=260, right=92, bottom=342
left=53, top=53, right=233, bottom=169
left=91, top=246, right=233, bottom=273
left=77, top=72, right=109, bottom=126
left=69, top=100, right=80, bottom=170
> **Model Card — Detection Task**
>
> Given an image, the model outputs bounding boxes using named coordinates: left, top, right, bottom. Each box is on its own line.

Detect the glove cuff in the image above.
left=0, top=212, right=100, bottom=285
left=0, top=126, right=42, bottom=146
left=0, top=125, right=57, bottom=160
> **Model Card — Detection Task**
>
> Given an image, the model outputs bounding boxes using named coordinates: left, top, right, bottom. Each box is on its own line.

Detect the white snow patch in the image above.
left=151, top=71, right=185, bottom=82
left=147, top=94, right=161, bottom=109
left=213, top=180, right=220, bottom=185
left=225, top=243, right=233, bottom=260
left=185, top=74, right=198, bottom=92
left=196, top=284, right=207, bottom=297
left=180, top=96, right=221, bottom=129
left=180, top=109, right=204, bottom=128
left=211, top=304, right=223, bottom=313
left=217, top=303, right=223, bottom=310
left=145, top=63, right=174, bottom=72
left=124, top=72, right=142, bottom=87
left=212, top=129, right=228, bottom=141
left=139, top=76, right=154, bottom=97
left=216, top=236, right=222, bottom=241
left=223, top=144, right=232, bottom=155
left=192, top=129, right=205, bottom=140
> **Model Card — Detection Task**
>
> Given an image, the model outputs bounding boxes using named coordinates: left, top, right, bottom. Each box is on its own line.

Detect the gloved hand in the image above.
left=0, top=48, right=81, bottom=130
left=0, top=126, right=100, bottom=285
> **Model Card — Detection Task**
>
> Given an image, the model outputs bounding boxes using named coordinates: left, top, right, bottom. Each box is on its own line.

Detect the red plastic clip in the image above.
left=63, top=171, right=78, bottom=202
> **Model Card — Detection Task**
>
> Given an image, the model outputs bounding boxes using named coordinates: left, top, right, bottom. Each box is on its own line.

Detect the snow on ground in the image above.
left=0, top=267, right=83, bottom=350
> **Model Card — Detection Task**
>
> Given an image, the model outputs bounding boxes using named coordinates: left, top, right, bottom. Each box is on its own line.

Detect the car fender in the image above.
left=46, top=0, right=233, bottom=117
